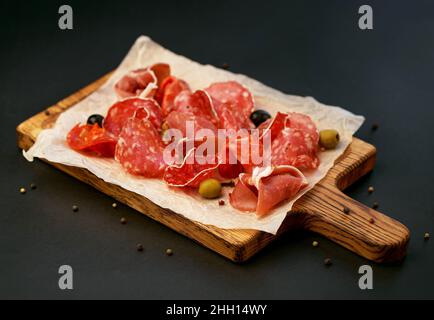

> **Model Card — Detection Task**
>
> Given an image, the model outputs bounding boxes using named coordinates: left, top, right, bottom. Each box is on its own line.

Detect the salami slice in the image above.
left=67, top=124, right=117, bottom=158
left=229, top=166, right=308, bottom=216
left=115, top=117, right=167, bottom=178
left=270, top=113, right=320, bottom=170
left=205, top=81, right=255, bottom=130
left=104, top=98, right=163, bottom=136
left=173, top=90, right=219, bottom=127
left=157, top=77, right=191, bottom=116
left=149, top=63, right=171, bottom=86
left=163, top=148, right=222, bottom=188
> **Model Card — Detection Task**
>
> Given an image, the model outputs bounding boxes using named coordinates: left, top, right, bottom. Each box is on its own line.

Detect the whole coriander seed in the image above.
left=312, top=241, right=319, bottom=248
left=372, top=202, right=379, bottom=210
left=368, top=186, right=375, bottom=194
left=369, top=218, right=375, bottom=224
left=424, top=233, right=430, bottom=241
left=324, top=258, right=333, bottom=267
left=343, top=207, right=350, bottom=214
left=72, top=205, right=79, bottom=212
left=120, top=217, right=127, bottom=225
left=19, top=187, right=27, bottom=195
left=112, top=203, right=118, bottom=209
left=166, top=249, right=174, bottom=256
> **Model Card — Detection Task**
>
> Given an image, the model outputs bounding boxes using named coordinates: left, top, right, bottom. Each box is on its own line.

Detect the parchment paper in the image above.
left=24, top=36, right=364, bottom=235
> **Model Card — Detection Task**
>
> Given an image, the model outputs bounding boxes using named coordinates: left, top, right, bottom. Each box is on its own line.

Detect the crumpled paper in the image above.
left=24, top=36, right=364, bottom=235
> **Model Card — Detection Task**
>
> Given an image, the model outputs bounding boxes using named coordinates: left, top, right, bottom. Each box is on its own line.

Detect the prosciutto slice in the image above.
left=230, top=166, right=308, bottom=216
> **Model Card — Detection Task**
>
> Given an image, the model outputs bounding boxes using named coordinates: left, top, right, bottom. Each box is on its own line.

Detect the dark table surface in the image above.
left=1, top=0, right=433, bottom=300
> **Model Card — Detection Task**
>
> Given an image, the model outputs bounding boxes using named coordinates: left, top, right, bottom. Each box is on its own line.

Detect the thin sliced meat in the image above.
left=157, top=77, right=191, bottom=116
left=165, top=111, right=217, bottom=137
left=149, top=63, right=171, bottom=86
left=104, top=98, right=163, bottom=136
left=67, top=124, right=117, bottom=158
left=173, top=90, right=219, bottom=127
left=164, top=148, right=222, bottom=188
left=230, top=166, right=308, bottom=216
left=115, top=117, right=167, bottom=178
left=205, top=81, right=255, bottom=130
left=270, top=112, right=320, bottom=170
left=114, top=69, right=157, bottom=99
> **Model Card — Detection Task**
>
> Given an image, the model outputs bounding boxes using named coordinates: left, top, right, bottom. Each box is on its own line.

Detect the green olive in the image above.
left=319, top=129, right=340, bottom=150
left=199, top=179, right=222, bottom=199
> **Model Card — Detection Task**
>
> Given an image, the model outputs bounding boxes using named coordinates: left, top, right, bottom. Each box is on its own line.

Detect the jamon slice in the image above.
left=205, top=81, right=255, bottom=130
left=67, top=124, right=117, bottom=158
left=230, top=166, right=308, bottom=216
left=104, top=98, right=163, bottom=136
left=115, top=117, right=167, bottom=178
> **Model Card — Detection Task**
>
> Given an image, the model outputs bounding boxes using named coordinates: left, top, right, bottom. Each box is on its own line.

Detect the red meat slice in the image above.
left=104, top=98, right=163, bottom=136
left=67, top=124, right=117, bottom=158
left=270, top=112, right=320, bottom=170
left=163, top=148, right=222, bottom=188
left=173, top=90, right=219, bottom=127
left=115, top=117, right=167, bottom=178
left=205, top=81, right=255, bottom=130
left=165, top=111, right=217, bottom=137
left=157, top=77, right=191, bottom=116
left=229, top=166, right=308, bottom=216
left=149, top=63, right=171, bottom=86
left=114, top=69, right=157, bottom=99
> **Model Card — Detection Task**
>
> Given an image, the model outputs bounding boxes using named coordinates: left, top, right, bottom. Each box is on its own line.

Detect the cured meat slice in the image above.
left=173, top=90, right=219, bottom=127
left=67, top=124, right=117, bottom=158
left=163, top=148, right=222, bottom=188
left=157, top=77, right=191, bottom=116
left=149, top=63, right=171, bottom=86
left=104, top=98, right=163, bottom=136
left=270, top=113, right=320, bottom=170
left=229, top=166, right=308, bottom=216
left=165, top=111, right=217, bottom=137
left=205, top=81, right=255, bottom=130
left=115, top=117, right=166, bottom=178
left=114, top=69, right=157, bottom=99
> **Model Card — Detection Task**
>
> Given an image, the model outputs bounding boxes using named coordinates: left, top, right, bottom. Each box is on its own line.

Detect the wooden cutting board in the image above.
left=16, top=73, right=410, bottom=263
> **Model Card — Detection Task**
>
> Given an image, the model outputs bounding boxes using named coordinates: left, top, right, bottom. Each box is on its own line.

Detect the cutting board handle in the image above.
left=298, top=184, right=410, bottom=263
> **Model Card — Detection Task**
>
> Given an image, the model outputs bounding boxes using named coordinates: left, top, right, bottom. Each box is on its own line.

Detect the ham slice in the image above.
left=230, top=166, right=308, bottom=216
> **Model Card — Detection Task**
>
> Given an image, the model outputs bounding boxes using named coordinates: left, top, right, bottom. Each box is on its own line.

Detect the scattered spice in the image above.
left=222, top=63, right=230, bottom=70
left=424, top=233, right=430, bottom=241
left=112, top=203, right=118, bottom=209
left=312, top=241, right=319, bottom=248
left=44, top=110, right=51, bottom=116
left=137, top=244, right=144, bottom=252
left=372, top=202, right=379, bottom=210
left=19, top=187, right=26, bottom=195
left=368, top=186, right=375, bottom=194
left=120, top=217, right=127, bottom=225
left=343, top=207, right=350, bottom=214
left=218, top=200, right=226, bottom=206
left=371, top=123, right=379, bottom=131
left=324, top=258, right=333, bottom=267
left=369, top=218, right=375, bottom=224
left=166, top=249, right=174, bottom=256
left=72, top=205, right=79, bottom=212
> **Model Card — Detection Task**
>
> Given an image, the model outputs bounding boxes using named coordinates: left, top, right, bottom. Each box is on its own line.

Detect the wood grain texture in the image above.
left=16, top=73, right=410, bottom=263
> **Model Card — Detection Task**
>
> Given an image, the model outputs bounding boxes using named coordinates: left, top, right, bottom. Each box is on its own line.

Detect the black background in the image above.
left=1, top=0, right=434, bottom=300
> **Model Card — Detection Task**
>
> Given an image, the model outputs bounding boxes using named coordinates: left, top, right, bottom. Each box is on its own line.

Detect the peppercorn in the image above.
left=324, top=258, right=333, bottom=266
left=222, top=63, right=230, bottom=70
left=369, top=218, right=375, bottom=224
left=312, top=241, right=319, bottom=248
left=371, top=123, right=379, bottom=131
left=120, top=217, right=127, bottom=225
left=343, top=207, right=350, bottom=214
left=368, top=186, right=374, bottom=194
left=19, top=187, right=26, bottom=195
left=424, top=233, right=430, bottom=241
left=219, top=200, right=226, bottom=206
left=372, top=202, right=379, bottom=210
left=112, top=203, right=118, bottom=209
left=72, top=205, right=79, bottom=212
left=137, top=244, right=144, bottom=252
left=166, top=249, right=174, bottom=256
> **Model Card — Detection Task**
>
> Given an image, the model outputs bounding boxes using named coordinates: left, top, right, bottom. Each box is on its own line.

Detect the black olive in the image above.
left=250, top=110, right=272, bottom=127
left=87, top=114, right=104, bottom=127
